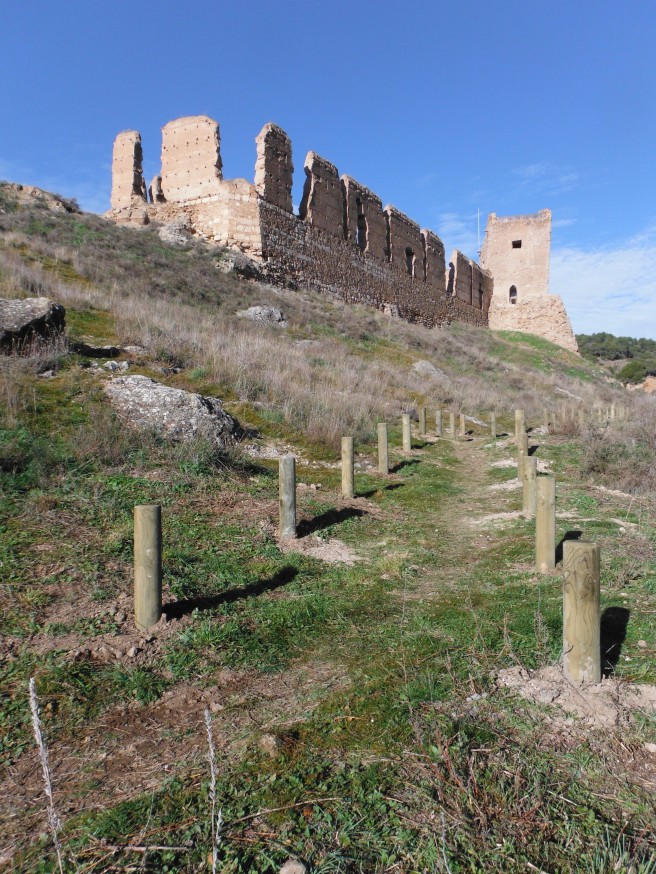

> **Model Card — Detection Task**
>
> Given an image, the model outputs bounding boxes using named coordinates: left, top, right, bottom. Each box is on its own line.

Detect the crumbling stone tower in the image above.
left=481, top=210, right=578, bottom=352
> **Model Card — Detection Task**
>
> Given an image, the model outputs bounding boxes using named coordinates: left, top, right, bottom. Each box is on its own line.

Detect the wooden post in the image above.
left=402, top=414, right=412, bottom=452
left=563, top=541, right=601, bottom=684
left=341, top=436, right=354, bottom=498
left=536, top=475, right=556, bottom=573
left=435, top=408, right=443, bottom=438
left=377, top=422, right=388, bottom=475
left=610, top=403, right=616, bottom=420
left=515, top=409, right=525, bottom=443
left=279, top=455, right=296, bottom=539
left=419, top=406, right=427, bottom=436
left=448, top=411, right=456, bottom=440
left=517, top=431, right=528, bottom=480
left=490, top=412, right=496, bottom=439
left=134, top=505, right=162, bottom=631
left=459, top=413, right=466, bottom=439
left=523, top=455, right=537, bottom=517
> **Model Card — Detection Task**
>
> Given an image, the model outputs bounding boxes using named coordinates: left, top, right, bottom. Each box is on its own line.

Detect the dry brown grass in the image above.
left=0, top=197, right=639, bottom=451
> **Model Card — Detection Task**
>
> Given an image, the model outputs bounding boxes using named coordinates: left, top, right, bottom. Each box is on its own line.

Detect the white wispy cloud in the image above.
left=512, top=162, right=579, bottom=196
left=551, top=224, right=656, bottom=339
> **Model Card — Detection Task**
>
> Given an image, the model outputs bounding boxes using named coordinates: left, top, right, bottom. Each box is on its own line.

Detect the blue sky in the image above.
left=2, top=1, right=655, bottom=338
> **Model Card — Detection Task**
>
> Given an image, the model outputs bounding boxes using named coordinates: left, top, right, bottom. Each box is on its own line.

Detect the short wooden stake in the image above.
left=435, top=408, right=443, bottom=438
left=419, top=406, right=427, bottom=436
left=563, top=541, right=601, bottom=684
left=402, top=414, right=411, bottom=452
left=459, top=413, right=466, bottom=438
left=448, top=411, right=456, bottom=440
left=517, top=431, right=528, bottom=480
left=536, top=475, right=556, bottom=573
left=279, top=455, right=296, bottom=539
left=134, top=505, right=162, bottom=631
left=341, top=436, right=354, bottom=498
left=515, top=409, right=525, bottom=443
left=610, top=403, right=616, bottom=420
left=490, top=412, right=496, bottom=439
left=523, top=455, right=537, bottom=517
left=377, top=422, right=388, bottom=475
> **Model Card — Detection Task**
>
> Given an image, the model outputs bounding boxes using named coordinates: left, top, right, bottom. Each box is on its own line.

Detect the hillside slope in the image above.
left=1, top=183, right=655, bottom=872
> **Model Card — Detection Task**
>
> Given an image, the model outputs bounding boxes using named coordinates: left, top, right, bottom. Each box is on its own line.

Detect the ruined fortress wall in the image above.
left=254, top=124, right=293, bottom=213
left=107, top=115, right=492, bottom=330
left=385, top=207, right=425, bottom=279
left=488, top=296, right=579, bottom=353
left=110, top=131, right=147, bottom=211
left=257, top=201, right=489, bottom=328
left=341, top=176, right=387, bottom=263
left=422, top=230, right=446, bottom=296
left=299, top=153, right=344, bottom=238
left=160, top=116, right=223, bottom=203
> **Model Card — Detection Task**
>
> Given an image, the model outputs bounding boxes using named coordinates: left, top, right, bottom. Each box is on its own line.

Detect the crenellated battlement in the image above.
left=104, top=115, right=501, bottom=332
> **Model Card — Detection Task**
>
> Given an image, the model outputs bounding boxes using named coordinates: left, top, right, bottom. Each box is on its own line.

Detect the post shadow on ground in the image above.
left=358, top=483, right=404, bottom=499
left=555, top=530, right=583, bottom=564
left=600, top=606, right=631, bottom=677
left=412, top=440, right=432, bottom=450
left=528, top=445, right=539, bottom=456
left=164, top=565, right=298, bottom=619
left=296, top=506, right=365, bottom=537
left=390, top=458, right=421, bottom=474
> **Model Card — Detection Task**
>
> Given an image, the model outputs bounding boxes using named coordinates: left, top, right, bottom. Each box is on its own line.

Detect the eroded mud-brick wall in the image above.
left=160, top=116, right=223, bottom=202
left=255, top=124, right=293, bottom=213
left=110, top=131, right=147, bottom=211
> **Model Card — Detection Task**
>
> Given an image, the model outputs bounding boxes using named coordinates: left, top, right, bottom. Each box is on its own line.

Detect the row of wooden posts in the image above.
left=133, top=405, right=612, bottom=686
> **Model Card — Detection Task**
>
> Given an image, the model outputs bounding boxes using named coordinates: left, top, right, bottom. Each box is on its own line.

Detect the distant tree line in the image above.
left=576, top=332, right=656, bottom=384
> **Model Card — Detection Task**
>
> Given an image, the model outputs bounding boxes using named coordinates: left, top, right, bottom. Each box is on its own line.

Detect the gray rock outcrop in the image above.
left=103, top=375, right=241, bottom=448
left=0, top=297, right=66, bottom=352
left=236, top=305, right=287, bottom=327
left=157, top=219, right=191, bottom=247
left=412, top=359, right=446, bottom=378
left=217, top=251, right=263, bottom=281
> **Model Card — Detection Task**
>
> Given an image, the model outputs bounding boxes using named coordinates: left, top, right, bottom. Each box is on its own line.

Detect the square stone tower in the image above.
left=480, top=209, right=551, bottom=304
left=480, top=209, right=578, bottom=352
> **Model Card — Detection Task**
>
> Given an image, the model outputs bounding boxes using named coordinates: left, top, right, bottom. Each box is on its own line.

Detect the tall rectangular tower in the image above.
left=480, top=209, right=551, bottom=304
left=480, top=209, right=578, bottom=352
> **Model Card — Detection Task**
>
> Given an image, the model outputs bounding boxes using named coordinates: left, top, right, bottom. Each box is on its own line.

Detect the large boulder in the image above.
left=0, top=297, right=66, bottom=353
left=412, top=359, right=446, bottom=379
left=103, top=375, right=241, bottom=449
left=236, top=305, right=287, bottom=327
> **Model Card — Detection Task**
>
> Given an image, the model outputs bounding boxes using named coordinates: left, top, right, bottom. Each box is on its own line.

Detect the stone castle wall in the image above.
left=108, top=115, right=580, bottom=342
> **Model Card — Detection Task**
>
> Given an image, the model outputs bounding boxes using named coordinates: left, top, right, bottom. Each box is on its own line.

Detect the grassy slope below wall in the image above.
left=1, top=185, right=655, bottom=872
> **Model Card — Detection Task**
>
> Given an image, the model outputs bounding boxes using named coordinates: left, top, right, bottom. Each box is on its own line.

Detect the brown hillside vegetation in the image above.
left=1, top=181, right=655, bottom=872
